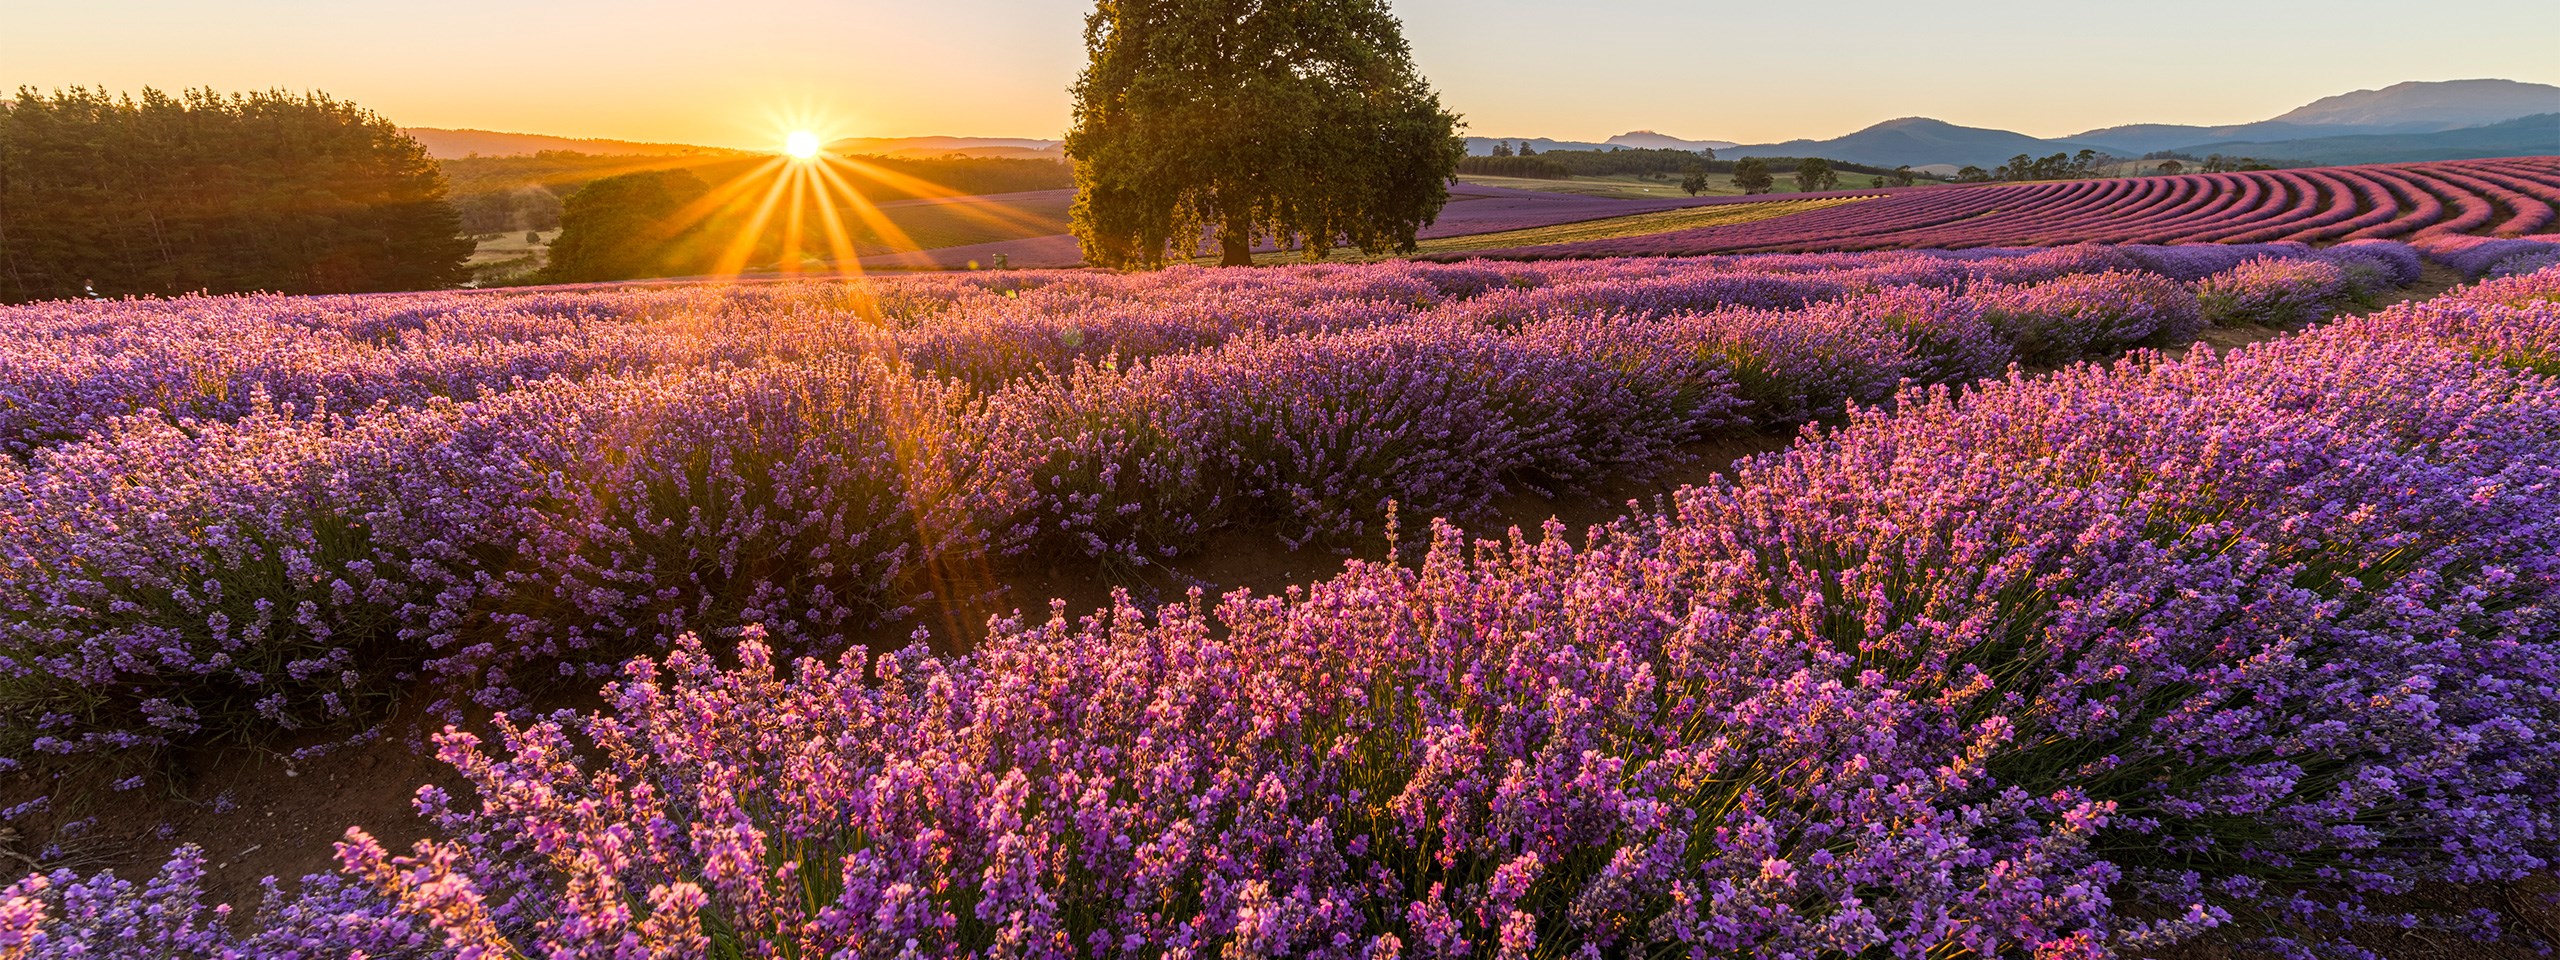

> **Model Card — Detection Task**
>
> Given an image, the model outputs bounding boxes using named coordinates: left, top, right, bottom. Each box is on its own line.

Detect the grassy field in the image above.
left=1460, top=171, right=1917, bottom=199
left=468, top=229, right=559, bottom=265
left=1247, top=195, right=1868, bottom=264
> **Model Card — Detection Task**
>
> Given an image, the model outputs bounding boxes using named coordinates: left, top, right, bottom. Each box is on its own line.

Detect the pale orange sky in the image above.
left=8, top=0, right=2557, bottom=149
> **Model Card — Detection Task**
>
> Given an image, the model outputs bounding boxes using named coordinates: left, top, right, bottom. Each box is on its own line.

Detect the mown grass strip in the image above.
left=1253, top=195, right=1874, bottom=264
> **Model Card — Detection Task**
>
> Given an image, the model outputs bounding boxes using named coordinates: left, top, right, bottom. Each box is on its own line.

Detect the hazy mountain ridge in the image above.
left=2165, top=113, right=2560, bottom=166
left=2271, top=79, right=2559, bottom=128
left=1719, top=117, right=2117, bottom=168
left=1471, top=79, right=2559, bottom=168
left=404, top=128, right=750, bottom=159
left=825, top=136, right=1064, bottom=159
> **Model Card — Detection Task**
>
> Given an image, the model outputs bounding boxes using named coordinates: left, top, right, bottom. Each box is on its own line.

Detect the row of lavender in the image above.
left=0, top=246, right=2401, bottom=778
left=8, top=265, right=2556, bottom=960
left=1449, top=156, right=2560, bottom=267
left=0, top=241, right=2415, bottom=455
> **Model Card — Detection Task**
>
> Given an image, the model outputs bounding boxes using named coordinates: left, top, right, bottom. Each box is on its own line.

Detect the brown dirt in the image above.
left=22, top=266, right=2552, bottom=957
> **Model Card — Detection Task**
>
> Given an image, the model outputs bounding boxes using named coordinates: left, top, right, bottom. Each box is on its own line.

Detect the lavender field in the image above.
left=1454, top=158, right=2560, bottom=268
left=5, top=232, right=2558, bottom=958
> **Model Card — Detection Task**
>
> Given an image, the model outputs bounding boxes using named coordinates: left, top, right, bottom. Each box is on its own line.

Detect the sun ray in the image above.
left=651, top=156, right=792, bottom=242
left=805, top=169, right=871, bottom=281
left=811, top=159, right=927, bottom=259
left=707, top=167, right=794, bottom=279
left=829, top=154, right=1067, bottom=239
left=779, top=165, right=810, bottom=276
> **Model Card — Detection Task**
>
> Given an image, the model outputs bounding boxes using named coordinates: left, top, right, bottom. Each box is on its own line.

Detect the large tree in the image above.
left=0, top=87, right=471, bottom=303
left=1792, top=157, right=1837, bottom=193
left=1731, top=157, right=1775, bottom=195
left=539, top=169, right=718, bottom=283
left=1065, top=0, right=1465, bottom=268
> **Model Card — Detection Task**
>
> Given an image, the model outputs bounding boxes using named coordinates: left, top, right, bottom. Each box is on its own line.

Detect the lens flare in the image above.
left=784, top=131, right=821, bottom=160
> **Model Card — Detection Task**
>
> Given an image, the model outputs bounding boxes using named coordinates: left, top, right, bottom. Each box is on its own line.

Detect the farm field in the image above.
left=852, top=159, right=2560, bottom=274
left=9, top=209, right=2560, bottom=956
left=1247, top=195, right=1868, bottom=263
left=1456, top=170, right=1905, bottom=199
left=856, top=181, right=1746, bottom=269
left=1457, top=156, right=2560, bottom=260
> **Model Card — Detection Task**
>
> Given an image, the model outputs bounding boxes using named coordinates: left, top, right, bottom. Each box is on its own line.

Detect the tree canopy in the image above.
left=0, top=86, right=471, bottom=303
left=1065, top=0, right=1466, bottom=268
left=1792, top=157, right=1838, bottom=193
left=538, top=169, right=720, bottom=283
left=1731, top=157, right=1775, bottom=194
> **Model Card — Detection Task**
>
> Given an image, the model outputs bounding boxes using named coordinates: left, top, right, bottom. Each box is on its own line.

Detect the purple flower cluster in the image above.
left=278, top=261, right=2554, bottom=959
left=6, top=263, right=2554, bottom=960
left=4, top=250, right=2373, bottom=767
left=1, top=846, right=426, bottom=958
left=1973, top=269, right=2205, bottom=364
left=2192, top=257, right=2350, bottom=327
left=2420, top=235, right=2560, bottom=278
left=1442, top=157, right=2560, bottom=257
left=0, top=245, right=2395, bottom=460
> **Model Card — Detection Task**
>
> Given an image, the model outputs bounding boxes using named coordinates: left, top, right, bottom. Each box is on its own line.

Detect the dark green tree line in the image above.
left=538, top=169, right=724, bottom=283
left=1456, top=155, right=1573, bottom=179
left=1066, top=0, right=1466, bottom=268
left=0, top=86, right=470, bottom=303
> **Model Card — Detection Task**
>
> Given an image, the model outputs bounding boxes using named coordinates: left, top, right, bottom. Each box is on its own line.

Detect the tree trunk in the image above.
left=1219, top=227, right=1253, bottom=267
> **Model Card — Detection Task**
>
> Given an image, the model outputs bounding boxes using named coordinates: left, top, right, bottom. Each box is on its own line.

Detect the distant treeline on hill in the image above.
left=443, top=151, right=1072, bottom=234
left=0, top=86, right=472, bottom=303
left=1459, top=147, right=1910, bottom=181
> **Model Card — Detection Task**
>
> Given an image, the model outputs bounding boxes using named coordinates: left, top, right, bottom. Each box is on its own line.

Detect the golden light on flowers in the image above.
left=784, top=130, right=822, bottom=160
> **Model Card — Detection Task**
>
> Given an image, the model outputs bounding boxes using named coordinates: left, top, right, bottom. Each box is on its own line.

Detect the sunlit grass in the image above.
left=1245, top=196, right=1871, bottom=264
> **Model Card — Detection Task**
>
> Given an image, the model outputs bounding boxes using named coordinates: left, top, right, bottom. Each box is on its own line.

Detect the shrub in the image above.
left=2194, top=257, right=2347, bottom=327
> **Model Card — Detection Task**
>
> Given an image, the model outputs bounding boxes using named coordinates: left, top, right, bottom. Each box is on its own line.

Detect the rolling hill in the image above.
left=1489, top=80, right=2559, bottom=170
left=2166, top=113, right=2560, bottom=166
left=824, top=136, right=1063, bottom=159
left=404, top=128, right=747, bottom=159
left=2270, top=78, right=2560, bottom=128
left=1719, top=118, right=2116, bottom=169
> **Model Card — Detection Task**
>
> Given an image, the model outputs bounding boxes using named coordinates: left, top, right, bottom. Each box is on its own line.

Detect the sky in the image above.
left=8, top=0, right=2557, bottom=150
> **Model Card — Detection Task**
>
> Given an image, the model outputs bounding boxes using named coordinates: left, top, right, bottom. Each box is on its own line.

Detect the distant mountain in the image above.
left=2170, top=114, right=2560, bottom=166
left=826, top=136, right=1063, bottom=159
left=1605, top=130, right=1738, bottom=152
left=2073, top=79, right=2560, bottom=155
left=2270, top=79, right=2559, bottom=129
left=1460, top=79, right=2556, bottom=170
left=1721, top=117, right=2115, bottom=169
left=405, top=127, right=743, bottom=159
left=2071, top=121, right=2406, bottom=157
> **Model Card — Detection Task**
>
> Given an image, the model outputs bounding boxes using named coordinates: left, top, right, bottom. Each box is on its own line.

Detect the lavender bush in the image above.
left=6, top=257, right=2310, bottom=767
left=290, top=268, right=2559, bottom=958
left=2193, top=257, right=2349, bottom=327
left=19, top=257, right=2543, bottom=960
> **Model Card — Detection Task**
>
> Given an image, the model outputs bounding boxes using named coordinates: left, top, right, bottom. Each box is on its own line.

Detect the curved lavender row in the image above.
left=2419, top=235, right=2560, bottom=278
left=14, top=268, right=2545, bottom=958
left=1448, top=158, right=2560, bottom=259
left=1, top=247, right=2410, bottom=457
left=2442, top=165, right=2557, bottom=237
left=0, top=262, right=2282, bottom=773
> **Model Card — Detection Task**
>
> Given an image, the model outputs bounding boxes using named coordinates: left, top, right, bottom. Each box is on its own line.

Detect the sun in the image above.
left=784, top=130, right=822, bottom=160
